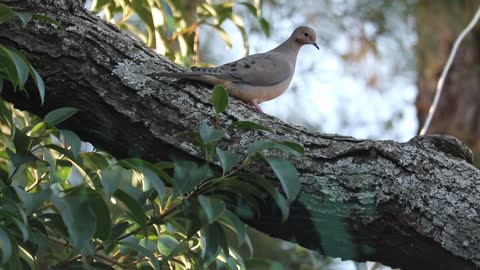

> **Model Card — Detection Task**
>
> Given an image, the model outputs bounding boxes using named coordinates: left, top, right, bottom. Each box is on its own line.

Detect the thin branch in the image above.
left=419, top=4, right=480, bottom=135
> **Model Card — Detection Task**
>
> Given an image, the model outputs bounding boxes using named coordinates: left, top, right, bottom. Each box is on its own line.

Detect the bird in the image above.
left=155, top=26, right=319, bottom=113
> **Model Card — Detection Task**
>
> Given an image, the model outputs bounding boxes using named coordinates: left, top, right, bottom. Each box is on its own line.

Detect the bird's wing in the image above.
left=191, top=52, right=292, bottom=86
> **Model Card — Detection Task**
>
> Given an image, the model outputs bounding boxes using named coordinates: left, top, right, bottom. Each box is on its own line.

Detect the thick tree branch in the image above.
left=1, top=1, right=479, bottom=269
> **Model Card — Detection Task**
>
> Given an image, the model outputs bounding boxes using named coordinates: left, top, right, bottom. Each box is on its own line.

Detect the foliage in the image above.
left=89, top=0, right=270, bottom=65
left=0, top=6, right=302, bottom=266
left=0, top=4, right=63, bottom=105
left=0, top=85, right=303, bottom=269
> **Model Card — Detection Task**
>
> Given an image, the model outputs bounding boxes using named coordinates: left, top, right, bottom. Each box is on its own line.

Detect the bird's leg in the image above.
left=250, top=100, right=264, bottom=113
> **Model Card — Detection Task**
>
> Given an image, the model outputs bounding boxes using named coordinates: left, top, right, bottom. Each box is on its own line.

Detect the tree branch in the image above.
left=1, top=1, right=479, bottom=269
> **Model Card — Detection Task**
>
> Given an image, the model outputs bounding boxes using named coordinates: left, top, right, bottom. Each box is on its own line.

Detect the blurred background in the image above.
left=88, top=0, right=480, bottom=269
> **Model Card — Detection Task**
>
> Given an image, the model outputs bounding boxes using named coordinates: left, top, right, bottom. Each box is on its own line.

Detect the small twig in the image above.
left=419, top=4, right=480, bottom=135
left=95, top=253, right=129, bottom=269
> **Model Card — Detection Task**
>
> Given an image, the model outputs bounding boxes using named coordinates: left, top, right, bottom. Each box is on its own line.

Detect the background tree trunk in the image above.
left=415, top=0, right=480, bottom=167
left=1, top=1, right=480, bottom=269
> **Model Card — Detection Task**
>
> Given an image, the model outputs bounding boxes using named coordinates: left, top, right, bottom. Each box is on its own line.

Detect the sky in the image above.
left=200, top=0, right=419, bottom=142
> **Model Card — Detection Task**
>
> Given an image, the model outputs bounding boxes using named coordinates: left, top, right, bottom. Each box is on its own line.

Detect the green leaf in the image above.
left=6, top=47, right=29, bottom=89
left=157, top=234, right=180, bottom=257
left=239, top=2, right=258, bottom=16
left=60, top=129, right=81, bottom=158
left=44, top=107, right=79, bottom=126
left=114, top=189, right=148, bottom=235
left=0, top=4, right=17, bottom=24
left=199, top=121, right=226, bottom=144
left=229, top=121, right=272, bottom=132
left=245, top=258, right=285, bottom=270
left=218, top=210, right=246, bottom=244
left=198, top=195, right=226, bottom=224
left=215, top=148, right=241, bottom=174
left=15, top=12, right=32, bottom=26
left=88, top=190, right=111, bottom=240
left=28, top=66, right=45, bottom=105
left=118, top=159, right=166, bottom=203
left=100, top=165, right=131, bottom=197
left=259, top=17, right=271, bottom=37
left=201, top=223, right=222, bottom=265
left=51, top=188, right=96, bottom=255
left=173, top=160, right=212, bottom=196
left=211, top=85, right=229, bottom=114
left=263, top=156, right=300, bottom=204
left=14, top=186, right=51, bottom=215
left=247, top=140, right=302, bottom=157
left=0, top=99, right=12, bottom=128
left=278, top=141, right=304, bottom=155
left=119, top=241, right=161, bottom=270
left=242, top=173, right=289, bottom=222
left=0, top=225, right=12, bottom=264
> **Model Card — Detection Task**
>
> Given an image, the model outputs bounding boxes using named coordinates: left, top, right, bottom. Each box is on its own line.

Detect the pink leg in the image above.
left=250, top=100, right=264, bottom=113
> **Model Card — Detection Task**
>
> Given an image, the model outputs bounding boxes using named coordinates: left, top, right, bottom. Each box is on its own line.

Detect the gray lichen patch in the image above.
left=113, top=59, right=155, bottom=96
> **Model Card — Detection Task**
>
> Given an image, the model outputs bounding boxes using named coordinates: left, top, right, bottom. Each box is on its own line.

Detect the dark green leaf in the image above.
left=198, top=195, right=226, bottom=224
left=0, top=45, right=20, bottom=88
left=245, top=258, right=285, bottom=270
left=0, top=225, right=12, bottom=264
left=15, top=12, right=32, bottom=26
left=0, top=4, right=17, bottom=24
left=259, top=17, right=271, bottom=37
left=51, top=188, right=96, bottom=255
left=114, top=189, right=148, bottom=235
left=81, top=152, right=110, bottom=171
left=60, top=129, right=81, bottom=158
left=88, top=190, right=111, bottom=240
left=229, top=121, right=272, bottom=132
left=44, top=107, right=79, bottom=126
left=14, top=186, right=51, bottom=214
left=118, top=159, right=166, bottom=203
left=242, top=173, right=289, bottom=222
left=278, top=141, right=304, bottom=155
left=100, top=165, right=131, bottom=197
left=199, top=121, right=226, bottom=144
left=119, top=241, right=161, bottom=270
left=157, top=234, right=180, bottom=257
left=173, top=160, right=212, bottom=196
left=218, top=210, right=246, bottom=244
left=0, top=99, right=12, bottom=128
left=6, top=47, right=29, bottom=89
left=263, top=156, right=300, bottom=204
left=215, top=148, right=241, bottom=174
left=239, top=2, right=258, bottom=16
left=28, top=66, right=45, bottom=105
left=211, top=85, right=229, bottom=114
left=201, top=223, right=222, bottom=265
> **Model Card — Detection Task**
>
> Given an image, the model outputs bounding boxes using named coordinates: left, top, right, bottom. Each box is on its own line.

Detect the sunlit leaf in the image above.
left=114, top=189, right=148, bottom=235
left=211, top=85, right=229, bottom=114
left=120, top=240, right=162, bottom=270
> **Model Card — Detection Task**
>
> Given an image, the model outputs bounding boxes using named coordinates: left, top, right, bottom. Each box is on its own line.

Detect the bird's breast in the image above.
left=226, top=74, right=294, bottom=103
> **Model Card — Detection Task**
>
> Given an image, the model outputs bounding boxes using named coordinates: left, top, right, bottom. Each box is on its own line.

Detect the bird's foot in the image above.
left=250, top=100, right=264, bottom=113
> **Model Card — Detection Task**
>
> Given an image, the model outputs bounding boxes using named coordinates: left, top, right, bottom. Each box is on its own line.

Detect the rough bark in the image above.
left=1, top=1, right=480, bottom=269
left=415, top=0, right=480, bottom=167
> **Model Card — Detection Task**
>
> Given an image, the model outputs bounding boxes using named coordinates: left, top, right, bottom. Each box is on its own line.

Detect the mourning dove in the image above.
left=156, top=26, right=319, bottom=113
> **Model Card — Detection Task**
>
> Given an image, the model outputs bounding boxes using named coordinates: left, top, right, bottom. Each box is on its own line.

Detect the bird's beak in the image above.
left=312, top=42, right=319, bottom=50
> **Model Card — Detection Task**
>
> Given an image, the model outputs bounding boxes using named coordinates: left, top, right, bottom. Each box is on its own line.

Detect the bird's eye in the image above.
left=303, top=32, right=309, bottom=37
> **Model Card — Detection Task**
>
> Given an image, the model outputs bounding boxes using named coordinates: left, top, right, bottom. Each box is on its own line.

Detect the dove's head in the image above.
left=292, top=26, right=319, bottom=50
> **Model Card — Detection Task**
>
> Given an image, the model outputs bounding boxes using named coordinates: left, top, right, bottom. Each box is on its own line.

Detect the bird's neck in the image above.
left=271, top=36, right=302, bottom=64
